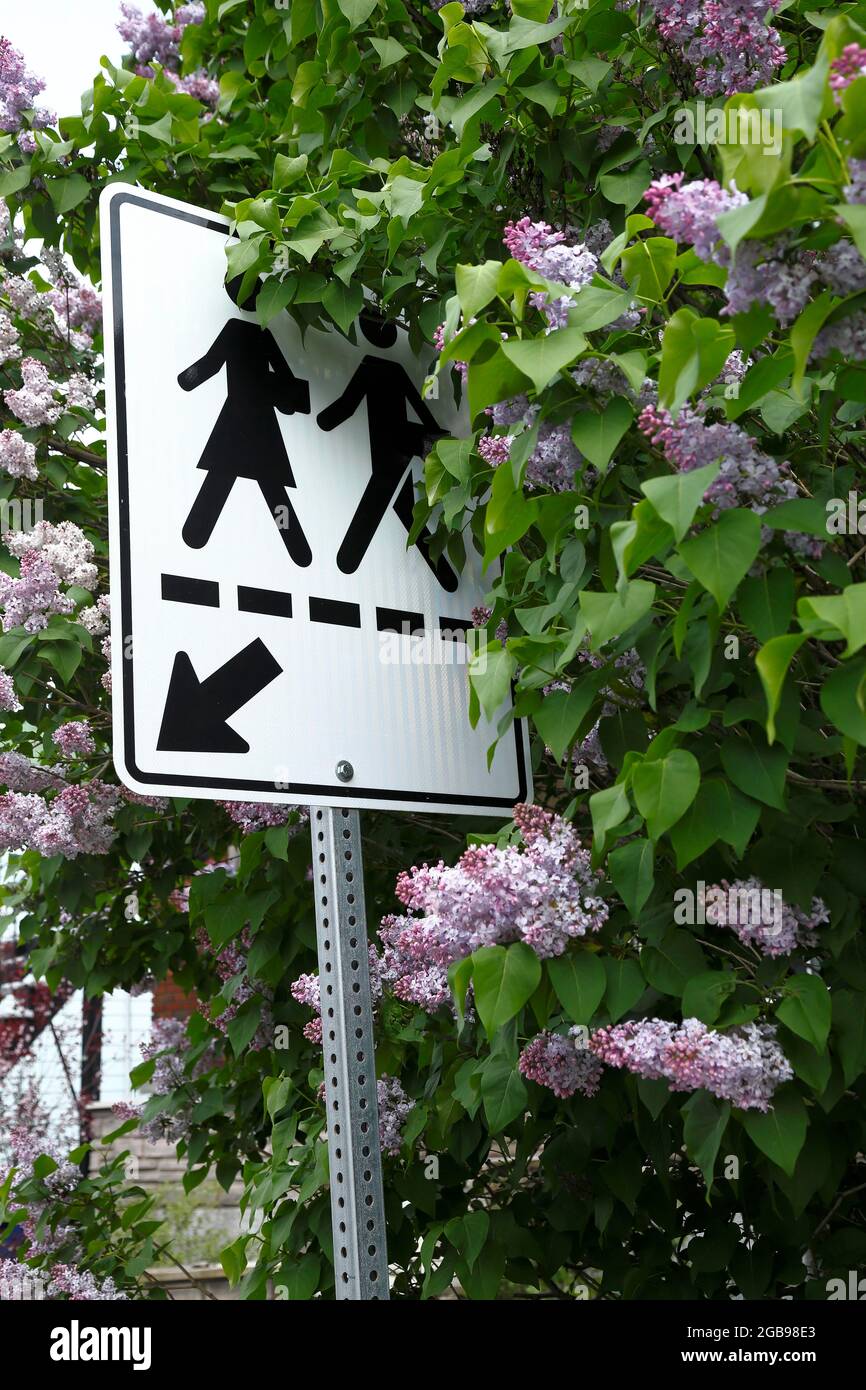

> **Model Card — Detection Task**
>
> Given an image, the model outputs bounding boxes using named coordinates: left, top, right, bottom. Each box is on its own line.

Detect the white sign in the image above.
left=100, top=185, right=530, bottom=815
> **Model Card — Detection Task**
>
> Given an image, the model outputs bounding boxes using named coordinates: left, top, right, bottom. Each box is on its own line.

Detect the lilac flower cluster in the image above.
left=645, top=173, right=747, bottom=262
left=126, top=1017, right=218, bottom=1144
left=0, top=752, right=65, bottom=792
left=78, top=594, right=111, bottom=637
left=0, top=428, right=37, bottom=481
left=117, top=2, right=204, bottom=70
left=0, top=781, right=119, bottom=858
left=645, top=0, right=786, bottom=97
left=0, top=551, right=74, bottom=633
left=217, top=800, right=308, bottom=835
left=830, top=43, right=866, bottom=99
left=812, top=312, right=866, bottom=363
left=0, top=308, right=20, bottom=364
left=195, top=925, right=273, bottom=1051
left=52, top=720, right=96, bottom=759
left=702, top=878, right=829, bottom=957
left=544, top=643, right=645, bottom=777
left=0, top=666, right=21, bottom=712
left=816, top=241, right=866, bottom=297
left=377, top=1075, right=414, bottom=1155
left=519, top=1027, right=604, bottom=1099
left=589, top=1017, right=792, bottom=1111
left=503, top=217, right=597, bottom=330
left=2, top=1126, right=80, bottom=1257
left=45, top=1264, right=129, bottom=1301
left=487, top=395, right=583, bottom=492
left=3, top=357, right=63, bottom=427
left=722, top=238, right=818, bottom=326
left=5, top=520, right=99, bottom=590
left=291, top=942, right=383, bottom=1046
left=378, top=805, right=608, bottom=1014
left=638, top=402, right=822, bottom=558
left=846, top=160, right=866, bottom=206
left=0, top=37, right=54, bottom=136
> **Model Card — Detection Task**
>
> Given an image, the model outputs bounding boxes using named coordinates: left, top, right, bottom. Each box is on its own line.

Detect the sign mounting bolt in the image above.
left=335, top=759, right=354, bottom=783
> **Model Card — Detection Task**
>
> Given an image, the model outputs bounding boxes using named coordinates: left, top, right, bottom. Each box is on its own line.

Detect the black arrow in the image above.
left=156, top=638, right=282, bottom=753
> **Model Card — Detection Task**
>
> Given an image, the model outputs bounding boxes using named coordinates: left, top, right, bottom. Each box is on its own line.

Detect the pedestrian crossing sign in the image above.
left=100, top=185, right=530, bottom=815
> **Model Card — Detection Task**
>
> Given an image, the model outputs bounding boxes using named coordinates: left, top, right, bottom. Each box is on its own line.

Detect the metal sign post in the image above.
left=311, top=806, right=389, bottom=1300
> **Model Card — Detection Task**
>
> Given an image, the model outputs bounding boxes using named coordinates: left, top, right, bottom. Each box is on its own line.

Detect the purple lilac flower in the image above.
left=217, top=800, right=308, bottom=834
left=702, top=878, right=829, bottom=957
left=590, top=1017, right=792, bottom=1110
left=5, top=520, right=98, bottom=590
left=0, top=752, right=64, bottom=791
left=830, top=43, right=866, bottom=99
left=722, top=239, right=818, bottom=326
left=0, top=308, right=20, bottom=365
left=0, top=551, right=74, bottom=633
left=503, top=217, right=597, bottom=329
left=377, top=1075, right=414, bottom=1155
left=645, top=0, right=785, bottom=97
left=45, top=1265, right=129, bottom=1301
left=644, top=174, right=748, bottom=262
left=0, top=37, right=54, bottom=133
left=639, top=404, right=797, bottom=515
left=477, top=434, right=512, bottom=465
left=0, top=429, right=37, bottom=481
left=53, top=720, right=95, bottom=759
left=812, top=312, right=866, bottom=362
left=0, top=667, right=21, bottom=712
left=845, top=160, right=866, bottom=205
left=519, top=1027, right=604, bottom=1098
left=379, top=805, right=608, bottom=1014
left=3, top=357, right=63, bottom=427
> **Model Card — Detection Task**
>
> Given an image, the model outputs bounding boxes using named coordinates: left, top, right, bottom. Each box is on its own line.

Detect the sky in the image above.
left=0, top=0, right=151, bottom=120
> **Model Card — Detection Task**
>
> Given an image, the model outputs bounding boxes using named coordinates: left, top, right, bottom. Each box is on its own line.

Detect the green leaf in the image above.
left=468, top=641, right=517, bottom=722
left=273, top=153, right=308, bottom=189
left=755, top=634, right=805, bottom=744
left=720, top=731, right=788, bottom=809
left=641, top=928, right=707, bottom=996
left=640, top=462, right=720, bottom=542
left=669, top=778, right=760, bottom=868
left=832, top=991, right=866, bottom=1086
left=683, top=1091, right=731, bottom=1188
left=619, top=236, right=677, bottom=303
left=609, top=838, right=654, bottom=918
left=678, top=508, right=762, bottom=612
left=547, top=952, right=606, bottom=1024
left=658, top=308, right=736, bottom=416
left=589, top=781, right=630, bottom=854
left=798, top=583, right=866, bottom=658
left=46, top=174, right=90, bottom=214
left=820, top=658, right=866, bottom=744
left=336, top=0, right=378, bottom=28
left=472, top=942, right=541, bottom=1038
left=456, top=260, right=503, bottom=319
left=777, top=975, right=831, bottom=1052
left=603, top=957, right=646, bottom=1023
left=532, top=670, right=604, bottom=761
left=742, top=1088, right=807, bottom=1177
left=322, top=279, right=364, bottom=334
left=682, top=971, right=737, bottom=1025
left=570, top=397, right=633, bottom=469
left=480, top=1054, right=528, bottom=1132
left=579, top=579, right=655, bottom=649
left=501, top=326, right=586, bottom=394
left=256, top=276, right=295, bottom=328
left=738, top=569, right=796, bottom=642
left=632, top=748, right=700, bottom=840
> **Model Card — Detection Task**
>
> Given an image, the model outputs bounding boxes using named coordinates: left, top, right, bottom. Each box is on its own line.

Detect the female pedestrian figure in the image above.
left=178, top=276, right=313, bottom=565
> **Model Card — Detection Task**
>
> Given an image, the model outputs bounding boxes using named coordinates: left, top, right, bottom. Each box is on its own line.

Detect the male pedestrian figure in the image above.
left=317, top=315, right=458, bottom=591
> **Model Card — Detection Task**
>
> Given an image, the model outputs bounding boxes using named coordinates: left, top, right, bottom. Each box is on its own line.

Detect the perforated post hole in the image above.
left=310, top=806, right=390, bottom=1300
